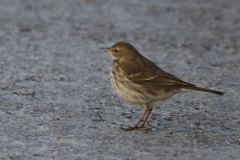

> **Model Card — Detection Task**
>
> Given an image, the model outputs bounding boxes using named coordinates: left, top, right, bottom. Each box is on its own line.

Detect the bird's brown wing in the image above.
left=136, top=73, right=196, bottom=86
left=119, top=57, right=196, bottom=86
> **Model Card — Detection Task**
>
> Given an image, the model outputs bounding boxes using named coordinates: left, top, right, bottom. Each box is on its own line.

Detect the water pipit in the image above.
left=101, top=42, right=224, bottom=131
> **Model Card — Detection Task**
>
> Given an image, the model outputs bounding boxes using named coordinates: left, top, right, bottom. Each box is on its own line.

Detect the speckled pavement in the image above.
left=0, top=0, right=239, bottom=159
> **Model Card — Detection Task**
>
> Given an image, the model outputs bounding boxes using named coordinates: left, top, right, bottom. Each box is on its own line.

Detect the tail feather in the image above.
left=182, top=86, right=225, bottom=96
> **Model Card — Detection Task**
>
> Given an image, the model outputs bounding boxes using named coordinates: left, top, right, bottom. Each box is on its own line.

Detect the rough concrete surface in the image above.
left=0, top=0, right=240, bottom=159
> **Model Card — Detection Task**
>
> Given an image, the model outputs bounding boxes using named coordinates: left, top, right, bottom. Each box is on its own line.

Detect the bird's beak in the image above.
left=100, top=47, right=111, bottom=52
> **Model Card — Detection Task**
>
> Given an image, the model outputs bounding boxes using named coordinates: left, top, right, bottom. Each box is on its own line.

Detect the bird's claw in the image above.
left=120, top=125, right=152, bottom=131
left=138, top=125, right=152, bottom=130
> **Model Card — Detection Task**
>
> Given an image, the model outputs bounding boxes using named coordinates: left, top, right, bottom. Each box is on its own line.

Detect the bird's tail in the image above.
left=181, top=86, right=225, bottom=96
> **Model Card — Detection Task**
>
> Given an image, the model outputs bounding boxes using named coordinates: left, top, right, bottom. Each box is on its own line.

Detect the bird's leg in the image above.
left=121, top=110, right=148, bottom=131
left=133, top=110, right=148, bottom=128
left=139, top=109, right=153, bottom=130
left=121, top=104, right=153, bottom=131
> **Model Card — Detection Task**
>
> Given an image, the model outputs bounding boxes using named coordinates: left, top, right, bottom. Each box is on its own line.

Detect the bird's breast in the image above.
left=110, top=66, right=153, bottom=107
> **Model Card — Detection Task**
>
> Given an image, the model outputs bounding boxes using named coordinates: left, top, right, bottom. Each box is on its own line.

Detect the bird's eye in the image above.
left=114, top=49, right=118, bottom=53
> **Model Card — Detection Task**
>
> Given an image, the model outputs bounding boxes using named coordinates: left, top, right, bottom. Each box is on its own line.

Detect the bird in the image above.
left=100, top=42, right=224, bottom=131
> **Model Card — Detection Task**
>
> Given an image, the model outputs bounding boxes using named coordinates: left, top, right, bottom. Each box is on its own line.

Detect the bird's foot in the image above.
left=120, top=125, right=152, bottom=131
left=138, top=125, right=152, bottom=130
left=120, top=126, right=138, bottom=131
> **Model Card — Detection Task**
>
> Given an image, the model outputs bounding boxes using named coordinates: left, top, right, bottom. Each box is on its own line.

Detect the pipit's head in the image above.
left=101, top=42, right=140, bottom=60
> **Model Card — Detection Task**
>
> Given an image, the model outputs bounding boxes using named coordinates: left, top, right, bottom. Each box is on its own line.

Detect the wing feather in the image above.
left=118, top=56, right=195, bottom=86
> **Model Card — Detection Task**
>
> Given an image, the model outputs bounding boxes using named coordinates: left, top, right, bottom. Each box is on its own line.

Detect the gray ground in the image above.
left=0, top=0, right=240, bottom=159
